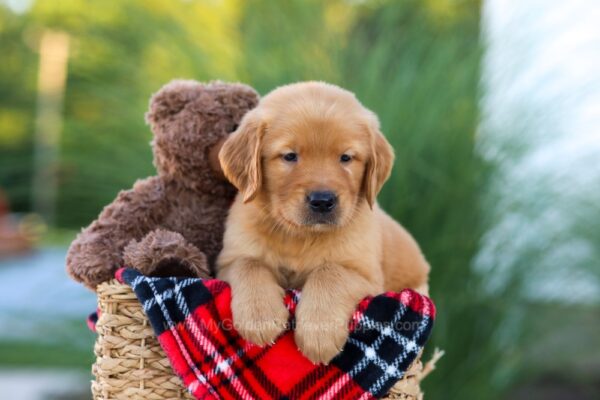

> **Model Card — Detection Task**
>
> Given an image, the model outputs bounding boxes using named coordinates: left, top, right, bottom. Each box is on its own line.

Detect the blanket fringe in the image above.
left=385, top=348, right=444, bottom=400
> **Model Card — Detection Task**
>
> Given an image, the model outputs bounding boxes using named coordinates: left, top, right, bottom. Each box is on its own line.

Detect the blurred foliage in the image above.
left=0, top=340, right=93, bottom=369
left=0, top=0, right=539, bottom=398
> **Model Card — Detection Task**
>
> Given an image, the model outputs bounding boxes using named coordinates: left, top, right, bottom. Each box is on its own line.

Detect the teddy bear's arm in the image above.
left=66, top=176, right=169, bottom=290
left=123, top=229, right=210, bottom=279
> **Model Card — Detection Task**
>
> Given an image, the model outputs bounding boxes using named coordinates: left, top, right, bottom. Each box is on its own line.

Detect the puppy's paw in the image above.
left=294, top=305, right=349, bottom=364
left=231, top=290, right=289, bottom=346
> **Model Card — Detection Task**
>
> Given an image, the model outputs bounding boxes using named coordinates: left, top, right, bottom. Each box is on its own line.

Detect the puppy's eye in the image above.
left=282, top=152, right=298, bottom=162
left=340, top=154, right=352, bottom=163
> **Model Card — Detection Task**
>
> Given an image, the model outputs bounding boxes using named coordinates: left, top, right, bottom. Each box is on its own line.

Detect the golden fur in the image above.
left=217, top=82, right=430, bottom=364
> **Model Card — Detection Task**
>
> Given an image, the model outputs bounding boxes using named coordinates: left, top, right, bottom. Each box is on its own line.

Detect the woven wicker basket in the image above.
left=92, top=279, right=440, bottom=400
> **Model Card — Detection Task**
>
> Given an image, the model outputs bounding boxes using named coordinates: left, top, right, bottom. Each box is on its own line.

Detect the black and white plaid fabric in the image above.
left=331, top=293, right=435, bottom=396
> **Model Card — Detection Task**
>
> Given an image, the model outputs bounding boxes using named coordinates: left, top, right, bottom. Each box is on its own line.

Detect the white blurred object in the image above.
left=0, top=369, right=89, bottom=400
left=0, top=248, right=96, bottom=343
left=479, top=0, right=600, bottom=303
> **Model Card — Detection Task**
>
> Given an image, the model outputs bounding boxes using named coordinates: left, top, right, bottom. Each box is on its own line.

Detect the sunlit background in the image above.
left=0, top=0, right=598, bottom=399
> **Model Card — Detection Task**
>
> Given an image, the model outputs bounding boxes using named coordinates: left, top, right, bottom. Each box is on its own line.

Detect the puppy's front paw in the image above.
left=294, top=304, right=349, bottom=364
left=231, top=290, right=289, bottom=346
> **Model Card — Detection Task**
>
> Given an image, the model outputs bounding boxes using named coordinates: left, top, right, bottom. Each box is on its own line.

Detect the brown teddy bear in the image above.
left=66, top=80, right=259, bottom=290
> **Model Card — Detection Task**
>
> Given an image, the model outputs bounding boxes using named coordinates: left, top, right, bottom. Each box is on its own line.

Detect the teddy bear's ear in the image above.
left=211, top=82, right=260, bottom=123
left=145, top=80, right=203, bottom=127
left=219, top=109, right=265, bottom=203
left=146, top=80, right=260, bottom=129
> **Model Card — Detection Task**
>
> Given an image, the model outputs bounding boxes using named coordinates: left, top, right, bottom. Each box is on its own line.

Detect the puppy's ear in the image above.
left=363, top=115, right=394, bottom=209
left=219, top=110, right=265, bottom=203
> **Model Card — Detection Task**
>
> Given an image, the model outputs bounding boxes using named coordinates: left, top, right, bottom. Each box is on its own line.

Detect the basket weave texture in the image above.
left=92, top=279, right=433, bottom=400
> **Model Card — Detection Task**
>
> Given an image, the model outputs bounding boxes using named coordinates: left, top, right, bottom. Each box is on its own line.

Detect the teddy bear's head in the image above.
left=146, top=80, right=259, bottom=195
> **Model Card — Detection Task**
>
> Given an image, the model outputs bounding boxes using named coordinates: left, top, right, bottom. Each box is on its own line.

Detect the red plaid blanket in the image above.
left=105, top=268, right=435, bottom=399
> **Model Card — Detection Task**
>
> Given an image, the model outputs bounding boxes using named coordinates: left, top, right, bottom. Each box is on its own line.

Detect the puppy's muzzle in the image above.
left=307, top=191, right=337, bottom=214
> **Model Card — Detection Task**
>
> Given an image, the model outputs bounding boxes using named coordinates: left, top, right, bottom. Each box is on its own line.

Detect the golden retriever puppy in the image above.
left=217, top=82, right=430, bottom=364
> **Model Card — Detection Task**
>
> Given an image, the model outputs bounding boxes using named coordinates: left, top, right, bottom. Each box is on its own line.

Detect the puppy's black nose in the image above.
left=307, top=191, right=337, bottom=213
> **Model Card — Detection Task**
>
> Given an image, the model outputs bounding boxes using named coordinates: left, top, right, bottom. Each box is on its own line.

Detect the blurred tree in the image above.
left=22, top=0, right=244, bottom=226
left=0, top=5, right=37, bottom=212
left=237, top=0, right=345, bottom=91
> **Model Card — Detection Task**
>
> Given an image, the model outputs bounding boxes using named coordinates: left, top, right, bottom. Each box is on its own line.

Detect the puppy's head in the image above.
left=219, top=82, right=394, bottom=231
